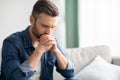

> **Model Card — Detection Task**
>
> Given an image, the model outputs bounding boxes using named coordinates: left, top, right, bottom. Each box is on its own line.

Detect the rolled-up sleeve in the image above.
left=66, top=60, right=74, bottom=69
left=56, top=44, right=75, bottom=79
left=1, top=39, right=34, bottom=80
left=19, top=60, right=35, bottom=76
left=56, top=60, right=75, bottom=79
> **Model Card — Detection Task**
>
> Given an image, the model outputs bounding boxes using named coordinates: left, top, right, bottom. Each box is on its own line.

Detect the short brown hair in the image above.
left=32, top=0, right=59, bottom=19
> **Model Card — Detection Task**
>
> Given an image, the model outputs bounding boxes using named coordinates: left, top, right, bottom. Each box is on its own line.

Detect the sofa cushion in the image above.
left=64, top=45, right=111, bottom=74
left=76, top=55, right=120, bottom=80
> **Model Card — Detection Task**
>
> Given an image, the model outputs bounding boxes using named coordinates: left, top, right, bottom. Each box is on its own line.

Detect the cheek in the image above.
left=36, top=24, right=44, bottom=33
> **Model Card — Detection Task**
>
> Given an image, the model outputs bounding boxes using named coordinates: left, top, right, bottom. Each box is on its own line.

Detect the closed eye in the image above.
left=41, top=24, right=56, bottom=29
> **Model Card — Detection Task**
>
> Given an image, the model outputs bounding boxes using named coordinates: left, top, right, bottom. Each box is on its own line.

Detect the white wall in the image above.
left=78, top=0, right=120, bottom=56
left=0, top=0, right=66, bottom=48
left=0, top=0, right=37, bottom=47
left=52, top=0, right=66, bottom=48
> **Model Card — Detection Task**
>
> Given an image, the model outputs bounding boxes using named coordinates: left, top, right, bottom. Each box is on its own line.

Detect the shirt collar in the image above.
left=21, top=26, right=33, bottom=48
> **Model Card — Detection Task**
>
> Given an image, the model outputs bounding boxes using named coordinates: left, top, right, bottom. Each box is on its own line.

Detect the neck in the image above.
left=29, top=26, right=40, bottom=48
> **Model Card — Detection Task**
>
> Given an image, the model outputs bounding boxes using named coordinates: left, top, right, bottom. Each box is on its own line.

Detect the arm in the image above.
left=52, top=48, right=68, bottom=70
left=54, top=45, right=75, bottom=79
left=39, top=34, right=75, bottom=78
left=39, top=35, right=68, bottom=69
left=1, top=39, right=34, bottom=80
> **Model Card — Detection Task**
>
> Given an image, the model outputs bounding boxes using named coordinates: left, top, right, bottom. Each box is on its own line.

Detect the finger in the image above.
left=39, top=35, right=49, bottom=42
left=40, top=35, right=54, bottom=44
left=43, top=40, right=54, bottom=46
left=39, top=34, right=47, bottom=42
left=40, top=39, right=49, bottom=45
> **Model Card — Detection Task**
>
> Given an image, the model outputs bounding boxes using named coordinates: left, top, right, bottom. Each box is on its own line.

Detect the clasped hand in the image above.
left=36, top=34, right=57, bottom=54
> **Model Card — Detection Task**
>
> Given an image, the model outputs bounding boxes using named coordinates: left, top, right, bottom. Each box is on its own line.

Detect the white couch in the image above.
left=54, top=45, right=120, bottom=80
left=1, top=45, right=120, bottom=80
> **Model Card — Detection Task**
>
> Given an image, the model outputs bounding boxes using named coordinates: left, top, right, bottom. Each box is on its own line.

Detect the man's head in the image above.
left=30, top=0, right=59, bottom=39
left=32, top=0, right=59, bottom=19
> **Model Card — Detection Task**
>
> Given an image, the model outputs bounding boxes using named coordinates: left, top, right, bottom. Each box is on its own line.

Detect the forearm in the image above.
left=27, top=49, right=43, bottom=70
left=1, top=60, right=35, bottom=80
left=53, top=48, right=68, bottom=70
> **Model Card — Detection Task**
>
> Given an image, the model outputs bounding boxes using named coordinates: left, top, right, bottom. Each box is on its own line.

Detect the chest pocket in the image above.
left=19, top=47, right=34, bottom=63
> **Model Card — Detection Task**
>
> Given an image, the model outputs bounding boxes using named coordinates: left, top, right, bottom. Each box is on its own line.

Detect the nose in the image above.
left=46, top=27, right=51, bottom=35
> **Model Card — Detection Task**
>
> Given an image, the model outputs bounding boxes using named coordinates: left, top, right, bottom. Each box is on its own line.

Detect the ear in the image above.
left=30, top=15, right=35, bottom=25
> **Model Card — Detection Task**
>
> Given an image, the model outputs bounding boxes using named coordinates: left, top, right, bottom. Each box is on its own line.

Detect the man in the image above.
left=0, top=0, right=75, bottom=80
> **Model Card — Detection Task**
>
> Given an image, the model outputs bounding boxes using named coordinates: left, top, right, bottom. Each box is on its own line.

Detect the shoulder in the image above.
left=4, top=32, right=21, bottom=43
left=3, top=31, right=23, bottom=48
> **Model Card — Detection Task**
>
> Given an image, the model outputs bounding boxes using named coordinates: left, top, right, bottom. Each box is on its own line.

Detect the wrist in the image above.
left=52, top=48, right=60, bottom=54
left=34, top=49, right=44, bottom=56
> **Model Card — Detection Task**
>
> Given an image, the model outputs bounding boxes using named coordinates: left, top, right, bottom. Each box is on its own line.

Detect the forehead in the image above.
left=37, top=13, right=58, bottom=26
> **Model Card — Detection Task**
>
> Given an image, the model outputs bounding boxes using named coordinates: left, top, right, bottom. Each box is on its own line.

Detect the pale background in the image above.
left=78, top=0, right=120, bottom=56
left=0, top=0, right=66, bottom=48
left=0, top=0, right=120, bottom=56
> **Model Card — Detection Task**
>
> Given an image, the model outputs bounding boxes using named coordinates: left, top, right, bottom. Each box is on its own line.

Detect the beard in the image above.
left=32, top=20, right=42, bottom=39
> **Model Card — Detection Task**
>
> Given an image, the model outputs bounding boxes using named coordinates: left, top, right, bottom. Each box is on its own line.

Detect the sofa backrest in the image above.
left=64, top=45, right=111, bottom=74
left=0, top=45, right=111, bottom=79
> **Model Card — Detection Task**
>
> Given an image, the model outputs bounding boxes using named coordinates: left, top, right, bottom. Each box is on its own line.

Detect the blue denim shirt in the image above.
left=0, top=26, right=75, bottom=80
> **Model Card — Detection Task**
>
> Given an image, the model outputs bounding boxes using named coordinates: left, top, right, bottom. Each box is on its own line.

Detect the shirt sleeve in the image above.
left=56, top=60, right=75, bottom=79
left=1, top=39, right=34, bottom=80
left=55, top=44, right=75, bottom=79
left=55, top=40, right=75, bottom=79
left=66, top=60, right=74, bottom=69
left=19, top=60, right=35, bottom=73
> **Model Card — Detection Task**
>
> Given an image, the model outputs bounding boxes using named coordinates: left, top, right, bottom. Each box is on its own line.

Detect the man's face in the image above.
left=31, top=13, right=58, bottom=39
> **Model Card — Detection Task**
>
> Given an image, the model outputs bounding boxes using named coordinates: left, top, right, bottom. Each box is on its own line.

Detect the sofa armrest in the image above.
left=112, top=56, right=120, bottom=66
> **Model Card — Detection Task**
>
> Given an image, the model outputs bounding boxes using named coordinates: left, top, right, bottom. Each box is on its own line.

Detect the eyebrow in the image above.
left=41, top=23, right=56, bottom=28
